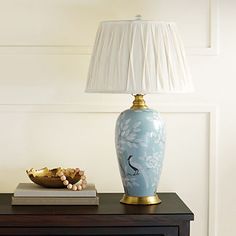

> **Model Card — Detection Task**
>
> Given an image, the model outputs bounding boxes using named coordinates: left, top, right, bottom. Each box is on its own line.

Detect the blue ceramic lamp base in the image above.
left=115, top=95, right=166, bottom=205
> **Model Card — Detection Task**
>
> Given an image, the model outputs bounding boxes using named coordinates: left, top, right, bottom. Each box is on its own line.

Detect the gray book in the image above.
left=12, top=196, right=99, bottom=205
left=14, top=183, right=97, bottom=198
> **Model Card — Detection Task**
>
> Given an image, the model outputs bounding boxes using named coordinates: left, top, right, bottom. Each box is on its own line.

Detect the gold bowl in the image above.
left=26, top=167, right=81, bottom=188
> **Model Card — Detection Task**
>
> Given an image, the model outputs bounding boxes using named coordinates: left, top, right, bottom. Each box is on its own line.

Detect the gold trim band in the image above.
left=120, top=194, right=161, bottom=205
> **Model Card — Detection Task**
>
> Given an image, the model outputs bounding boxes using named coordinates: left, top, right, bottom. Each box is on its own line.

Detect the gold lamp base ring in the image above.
left=120, top=194, right=161, bottom=205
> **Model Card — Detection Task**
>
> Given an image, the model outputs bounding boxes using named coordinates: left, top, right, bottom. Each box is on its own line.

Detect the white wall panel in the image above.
left=0, top=0, right=217, bottom=54
left=0, top=54, right=90, bottom=104
left=0, top=105, right=216, bottom=236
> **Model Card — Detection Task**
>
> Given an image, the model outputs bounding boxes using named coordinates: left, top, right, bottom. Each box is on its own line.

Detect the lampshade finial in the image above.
left=135, top=14, right=142, bottom=20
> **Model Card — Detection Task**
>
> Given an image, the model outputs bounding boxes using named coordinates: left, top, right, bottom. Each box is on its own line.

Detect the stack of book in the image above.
left=12, top=183, right=99, bottom=205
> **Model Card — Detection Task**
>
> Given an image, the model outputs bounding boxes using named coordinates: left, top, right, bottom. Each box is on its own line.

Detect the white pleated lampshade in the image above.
left=86, top=20, right=193, bottom=94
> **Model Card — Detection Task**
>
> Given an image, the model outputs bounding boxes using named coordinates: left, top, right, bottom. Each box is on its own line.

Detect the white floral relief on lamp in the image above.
left=115, top=109, right=165, bottom=196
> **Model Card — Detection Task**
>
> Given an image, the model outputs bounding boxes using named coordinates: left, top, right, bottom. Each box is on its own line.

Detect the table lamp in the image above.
left=86, top=17, right=193, bottom=205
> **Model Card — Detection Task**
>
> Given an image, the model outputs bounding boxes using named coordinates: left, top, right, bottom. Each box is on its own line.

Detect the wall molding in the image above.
left=208, top=106, right=217, bottom=236
left=0, top=45, right=91, bottom=55
left=0, top=103, right=216, bottom=113
left=187, top=0, right=219, bottom=55
left=0, top=0, right=218, bottom=56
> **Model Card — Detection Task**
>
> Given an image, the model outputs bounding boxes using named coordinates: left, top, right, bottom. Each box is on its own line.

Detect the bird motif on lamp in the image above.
left=128, top=155, right=140, bottom=176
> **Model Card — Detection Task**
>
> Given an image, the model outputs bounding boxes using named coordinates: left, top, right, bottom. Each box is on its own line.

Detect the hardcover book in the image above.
left=12, top=183, right=99, bottom=205
left=11, top=196, right=99, bottom=205
left=14, top=183, right=97, bottom=198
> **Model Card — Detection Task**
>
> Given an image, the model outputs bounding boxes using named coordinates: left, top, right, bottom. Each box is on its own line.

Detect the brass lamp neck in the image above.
left=131, top=94, right=148, bottom=110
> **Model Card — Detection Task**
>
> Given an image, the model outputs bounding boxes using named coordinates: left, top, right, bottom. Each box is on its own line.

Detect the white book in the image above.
left=14, top=183, right=97, bottom=198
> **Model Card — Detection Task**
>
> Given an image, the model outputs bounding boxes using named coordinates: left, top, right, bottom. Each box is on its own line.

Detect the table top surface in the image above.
left=0, top=192, right=193, bottom=220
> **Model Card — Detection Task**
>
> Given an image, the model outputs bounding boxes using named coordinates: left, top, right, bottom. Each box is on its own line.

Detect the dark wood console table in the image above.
left=0, top=193, right=194, bottom=235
